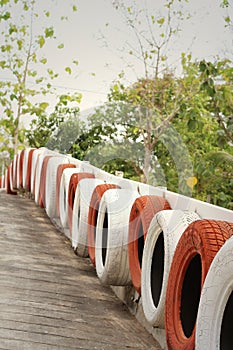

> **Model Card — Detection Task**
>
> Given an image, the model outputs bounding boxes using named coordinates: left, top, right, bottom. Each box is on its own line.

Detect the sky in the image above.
left=1, top=0, right=233, bottom=113
left=50, top=0, right=232, bottom=112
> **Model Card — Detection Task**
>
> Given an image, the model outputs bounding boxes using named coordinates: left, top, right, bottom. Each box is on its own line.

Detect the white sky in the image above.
left=1, top=0, right=233, bottom=113
left=51, top=0, right=232, bottom=111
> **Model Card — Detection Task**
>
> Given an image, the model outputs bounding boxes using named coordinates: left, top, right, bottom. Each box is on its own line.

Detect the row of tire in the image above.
left=1, top=147, right=233, bottom=350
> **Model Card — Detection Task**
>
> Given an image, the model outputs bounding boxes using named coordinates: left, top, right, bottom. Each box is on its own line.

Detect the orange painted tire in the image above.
left=56, top=163, right=76, bottom=217
left=67, top=172, right=95, bottom=235
left=38, top=155, right=53, bottom=208
left=16, top=149, right=25, bottom=189
left=24, top=148, right=36, bottom=191
left=6, top=165, right=17, bottom=195
left=11, top=154, right=18, bottom=190
left=165, top=219, right=233, bottom=350
left=128, top=195, right=171, bottom=294
left=88, top=183, right=120, bottom=266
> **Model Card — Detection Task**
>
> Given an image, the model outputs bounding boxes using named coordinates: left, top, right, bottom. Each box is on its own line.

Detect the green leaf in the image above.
left=37, top=35, right=45, bottom=48
left=1, top=11, right=10, bottom=20
left=157, top=17, right=165, bottom=26
left=36, top=77, right=44, bottom=84
left=10, top=94, right=17, bottom=101
left=199, top=60, right=207, bottom=72
left=9, top=24, right=17, bottom=34
left=0, top=60, right=6, bottom=68
left=65, top=67, right=72, bottom=74
left=23, top=2, right=29, bottom=11
left=39, top=102, right=49, bottom=110
left=17, top=40, right=23, bottom=50
left=1, top=44, right=12, bottom=52
left=45, top=27, right=54, bottom=38
left=40, top=58, right=47, bottom=64
left=0, top=0, right=10, bottom=5
left=187, top=119, right=197, bottom=131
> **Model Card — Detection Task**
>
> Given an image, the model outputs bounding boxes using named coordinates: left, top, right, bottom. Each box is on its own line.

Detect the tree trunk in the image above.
left=143, top=146, right=151, bottom=183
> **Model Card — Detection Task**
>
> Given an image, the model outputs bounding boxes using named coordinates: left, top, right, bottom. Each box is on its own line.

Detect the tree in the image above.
left=26, top=92, right=82, bottom=149
left=94, top=0, right=198, bottom=191
left=199, top=59, right=233, bottom=145
left=72, top=54, right=233, bottom=208
left=0, top=0, right=79, bottom=155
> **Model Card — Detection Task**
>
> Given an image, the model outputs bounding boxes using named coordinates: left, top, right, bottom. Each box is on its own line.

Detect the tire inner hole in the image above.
left=180, top=254, right=202, bottom=338
left=102, top=210, right=108, bottom=266
left=138, top=220, right=144, bottom=268
left=151, top=231, right=164, bottom=308
left=220, top=290, right=233, bottom=350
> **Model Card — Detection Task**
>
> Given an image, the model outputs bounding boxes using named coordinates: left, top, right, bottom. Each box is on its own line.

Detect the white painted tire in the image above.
left=22, top=148, right=35, bottom=189
left=45, top=156, right=73, bottom=219
left=59, top=168, right=80, bottom=231
left=95, top=188, right=140, bottom=286
left=33, top=149, right=60, bottom=203
left=30, top=149, right=44, bottom=194
left=34, top=153, right=47, bottom=204
left=16, top=149, right=23, bottom=189
left=141, top=209, right=200, bottom=327
left=196, top=232, right=233, bottom=350
left=72, top=178, right=104, bottom=257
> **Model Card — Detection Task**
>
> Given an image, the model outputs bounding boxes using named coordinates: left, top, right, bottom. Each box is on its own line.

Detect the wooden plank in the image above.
left=0, top=192, right=161, bottom=349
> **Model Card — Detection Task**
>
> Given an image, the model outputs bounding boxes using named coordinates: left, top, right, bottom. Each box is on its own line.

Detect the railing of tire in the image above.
left=1, top=147, right=233, bottom=350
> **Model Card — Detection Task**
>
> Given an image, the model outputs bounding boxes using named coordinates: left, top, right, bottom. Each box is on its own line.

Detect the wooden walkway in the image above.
left=0, top=191, right=161, bottom=350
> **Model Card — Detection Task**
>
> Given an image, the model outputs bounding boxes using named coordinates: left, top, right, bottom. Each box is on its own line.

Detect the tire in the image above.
left=24, top=148, right=36, bottom=191
left=56, top=164, right=76, bottom=218
left=95, top=188, right=140, bottom=286
left=9, top=158, right=15, bottom=192
left=165, top=220, right=233, bottom=350
left=34, top=153, right=47, bottom=204
left=33, top=149, right=54, bottom=202
left=6, top=165, right=17, bottom=195
left=38, top=155, right=54, bottom=208
left=141, top=209, right=200, bottom=327
left=11, top=154, right=18, bottom=190
left=22, top=148, right=35, bottom=190
left=59, top=168, right=80, bottom=231
left=0, top=175, right=5, bottom=189
left=71, top=178, right=104, bottom=257
left=88, top=183, right=120, bottom=266
left=45, top=156, right=71, bottom=219
left=128, top=195, right=171, bottom=294
left=67, top=172, right=95, bottom=235
left=30, top=149, right=43, bottom=195
left=16, top=149, right=24, bottom=189
left=195, top=224, right=233, bottom=350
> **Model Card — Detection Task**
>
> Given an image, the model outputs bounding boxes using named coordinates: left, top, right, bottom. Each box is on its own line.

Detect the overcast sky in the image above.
left=50, top=0, right=232, bottom=111
left=2, top=0, right=233, bottom=113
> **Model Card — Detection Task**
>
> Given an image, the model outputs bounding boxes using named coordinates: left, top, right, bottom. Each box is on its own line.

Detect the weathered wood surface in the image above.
left=0, top=191, right=161, bottom=349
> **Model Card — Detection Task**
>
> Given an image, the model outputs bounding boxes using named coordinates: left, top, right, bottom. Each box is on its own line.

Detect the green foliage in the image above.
left=27, top=91, right=82, bottom=149
left=0, top=0, right=79, bottom=156
left=75, top=55, right=233, bottom=209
